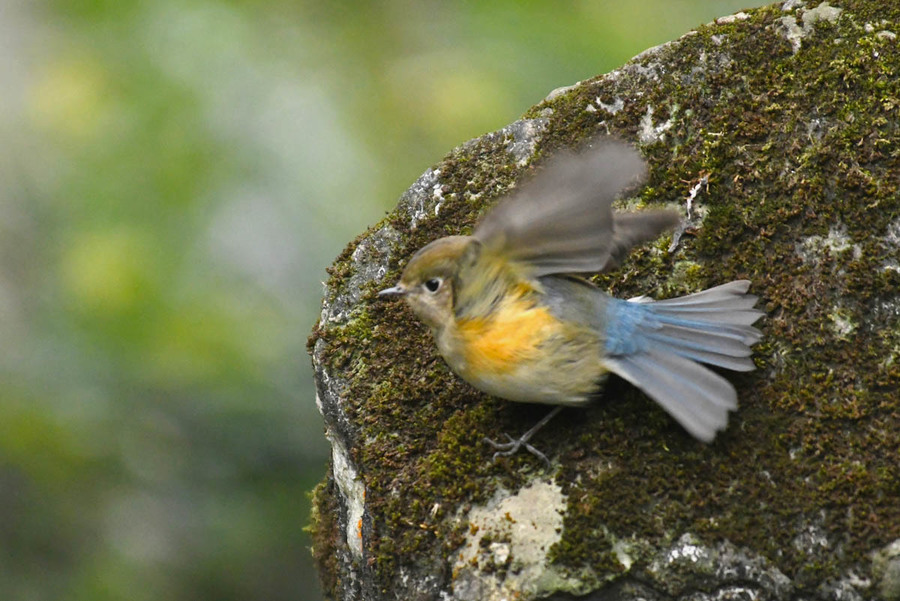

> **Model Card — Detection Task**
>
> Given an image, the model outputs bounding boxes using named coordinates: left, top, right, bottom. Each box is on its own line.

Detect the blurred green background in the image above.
left=1, top=1, right=765, bottom=599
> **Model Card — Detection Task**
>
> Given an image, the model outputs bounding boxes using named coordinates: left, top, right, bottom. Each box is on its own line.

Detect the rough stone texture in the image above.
left=307, top=1, right=900, bottom=599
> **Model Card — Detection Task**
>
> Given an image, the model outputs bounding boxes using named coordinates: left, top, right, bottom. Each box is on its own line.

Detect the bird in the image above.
left=379, top=136, right=763, bottom=464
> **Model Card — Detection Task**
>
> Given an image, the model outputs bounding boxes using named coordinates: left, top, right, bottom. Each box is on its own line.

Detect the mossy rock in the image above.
left=308, top=1, right=900, bottom=599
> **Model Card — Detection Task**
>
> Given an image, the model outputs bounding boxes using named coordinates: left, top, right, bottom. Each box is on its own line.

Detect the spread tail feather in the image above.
left=604, top=280, right=763, bottom=441
left=605, top=350, right=736, bottom=442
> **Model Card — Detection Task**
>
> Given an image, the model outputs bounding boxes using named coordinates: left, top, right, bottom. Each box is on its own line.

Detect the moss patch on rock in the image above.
left=310, top=1, right=900, bottom=598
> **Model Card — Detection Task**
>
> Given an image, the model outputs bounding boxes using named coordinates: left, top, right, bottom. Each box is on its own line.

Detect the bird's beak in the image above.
left=378, top=284, right=406, bottom=297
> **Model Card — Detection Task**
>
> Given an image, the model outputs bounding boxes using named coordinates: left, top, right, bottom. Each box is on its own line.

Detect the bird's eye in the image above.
left=424, top=278, right=442, bottom=293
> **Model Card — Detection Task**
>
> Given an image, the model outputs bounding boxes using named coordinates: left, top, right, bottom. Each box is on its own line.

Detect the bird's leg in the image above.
left=483, top=406, right=564, bottom=468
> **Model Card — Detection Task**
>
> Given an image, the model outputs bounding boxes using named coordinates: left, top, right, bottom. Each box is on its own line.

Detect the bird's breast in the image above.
left=436, top=292, right=606, bottom=405
left=454, top=298, right=560, bottom=377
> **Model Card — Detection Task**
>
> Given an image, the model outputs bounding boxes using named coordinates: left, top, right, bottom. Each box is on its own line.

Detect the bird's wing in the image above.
left=473, top=137, right=679, bottom=276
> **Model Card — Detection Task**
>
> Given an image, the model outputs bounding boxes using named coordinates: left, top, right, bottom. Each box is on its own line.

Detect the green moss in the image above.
left=308, top=475, right=341, bottom=600
left=310, top=0, right=900, bottom=596
left=535, top=0, right=900, bottom=589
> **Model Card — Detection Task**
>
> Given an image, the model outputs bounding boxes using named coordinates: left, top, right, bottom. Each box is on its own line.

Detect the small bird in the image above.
left=379, top=137, right=762, bottom=463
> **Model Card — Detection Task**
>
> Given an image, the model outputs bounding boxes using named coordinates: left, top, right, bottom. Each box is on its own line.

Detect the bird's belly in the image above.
left=444, top=304, right=606, bottom=405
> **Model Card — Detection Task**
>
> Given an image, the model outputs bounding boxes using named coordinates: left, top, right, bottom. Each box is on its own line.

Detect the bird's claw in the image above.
left=483, top=435, right=551, bottom=468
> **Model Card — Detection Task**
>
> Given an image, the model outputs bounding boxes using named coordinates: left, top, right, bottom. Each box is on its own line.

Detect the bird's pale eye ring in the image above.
left=424, top=278, right=442, bottom=293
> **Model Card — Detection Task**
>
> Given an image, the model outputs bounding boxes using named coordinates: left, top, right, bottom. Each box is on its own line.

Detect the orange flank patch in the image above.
left=456, top=298, right=559, bottom=376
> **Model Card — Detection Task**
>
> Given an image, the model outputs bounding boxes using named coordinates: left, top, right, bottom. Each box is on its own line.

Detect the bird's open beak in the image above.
left=378, top=284, right=406, bottom=297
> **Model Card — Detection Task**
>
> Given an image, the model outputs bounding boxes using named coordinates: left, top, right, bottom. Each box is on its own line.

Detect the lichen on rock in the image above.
left=308, top=2, right=900, bottom=599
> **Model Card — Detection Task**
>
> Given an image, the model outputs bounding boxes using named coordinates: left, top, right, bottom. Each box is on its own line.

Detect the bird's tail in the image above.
left=603, top=280, right=763, bottom=442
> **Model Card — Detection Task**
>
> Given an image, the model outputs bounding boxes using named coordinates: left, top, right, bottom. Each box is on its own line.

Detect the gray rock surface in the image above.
left=308, top=1, right=900, bottom=599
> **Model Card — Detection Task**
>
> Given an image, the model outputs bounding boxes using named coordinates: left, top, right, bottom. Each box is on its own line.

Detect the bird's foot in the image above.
left=484, top=434, right=550, bottom=468
left=484, top=434, right=551, bottom=468
left=482, top=406, right=564, bottom=468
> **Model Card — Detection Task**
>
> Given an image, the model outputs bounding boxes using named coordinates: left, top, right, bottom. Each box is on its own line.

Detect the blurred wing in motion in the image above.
left=473, top=137, right=680, bottom=276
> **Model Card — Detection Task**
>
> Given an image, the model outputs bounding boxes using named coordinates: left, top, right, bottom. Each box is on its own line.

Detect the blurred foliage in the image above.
left=0, top=0, right=762, bottom=599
